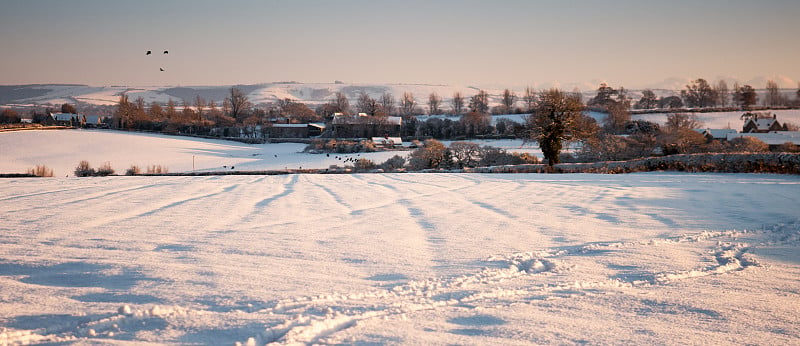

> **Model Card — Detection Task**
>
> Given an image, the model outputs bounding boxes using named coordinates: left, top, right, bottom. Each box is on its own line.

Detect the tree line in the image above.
left=4, top=81, right=800, bottom=168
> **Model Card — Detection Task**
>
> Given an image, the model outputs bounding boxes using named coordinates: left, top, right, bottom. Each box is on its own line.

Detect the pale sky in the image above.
left=1, top=0, right=798, bottom=89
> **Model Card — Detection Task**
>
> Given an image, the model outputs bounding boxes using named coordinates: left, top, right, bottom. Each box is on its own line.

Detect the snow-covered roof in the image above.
left=695, top=128, right=738, bottom=139
left=744, top=117, right=779, bottom=131
left=51, top=112, right=79, bottom=121
left=84, top=115, right=105, bottom=124
left=727, top=131, right=800, bottom=145
left=272, top=124, right=308, bottom=128
left=371, top=137, right=403, bottom=146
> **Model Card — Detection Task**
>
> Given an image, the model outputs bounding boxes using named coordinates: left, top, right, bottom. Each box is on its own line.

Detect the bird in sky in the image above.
left=146, top=50, right=152, bottom=55
left=163, top=50, right=169, bottom=54
left=159, top=68, right=165, bottom=72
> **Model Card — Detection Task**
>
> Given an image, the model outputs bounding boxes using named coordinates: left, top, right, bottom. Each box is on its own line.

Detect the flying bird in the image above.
left=163, top=50, right=168, bottom=54
left=146, top=50, right=152, bottom=55
left=159, top=68, right=165, bottom=72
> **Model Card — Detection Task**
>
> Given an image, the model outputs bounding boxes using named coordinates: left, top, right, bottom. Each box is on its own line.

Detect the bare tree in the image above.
left=226, top=87, right=251, bottom=121
left=451, top=92, right=465, bottom=115
left=400, top=92, right=416, bottom=115
left=356, top=92, right=379, bottom=115
left=149, top=101, right=163, bottom=122
left=603, top=99, right=631, bottom=135
left=681, top=78, right=716, bottom=108
left=527, top=88, right=597, bottom=166
left=166, top=99, right=178, bottom=120
left=380, top=92, right=395, bottom=115
left=635, top=89, right=658, bottom=109
left=331, top=92, right=350, bottom=115
left=763, top=80, right=785, bottom=107
left=194, top=95, right=206, bottom=122
left=522, top=87, right=536, bottom=112
left=500, top=89, right=517, bottom=113
left=733, top=84, right=758, bottom=109
left=714, top=80, right=729, bottom=107
left=427, top=92, right=442, bottom=115
left=461, top=111, right=491, bottom=137
left=659, top=113, right=705, bottom=154
left=469, top=90, right=490, bottom=114
left=114, top=94, right=135, bottom=128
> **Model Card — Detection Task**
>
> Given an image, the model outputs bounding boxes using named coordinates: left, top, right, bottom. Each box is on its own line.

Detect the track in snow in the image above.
left=3, top=223, right=796, bottom=345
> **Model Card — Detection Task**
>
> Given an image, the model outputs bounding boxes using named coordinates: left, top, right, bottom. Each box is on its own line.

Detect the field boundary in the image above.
left=5, top=153, right=799, bottom=178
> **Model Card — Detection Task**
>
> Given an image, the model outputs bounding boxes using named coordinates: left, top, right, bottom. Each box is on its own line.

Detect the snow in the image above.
left=1, top=130, right=800, bottom=345
left=633, top=109, right=800, bottom=130
left=0, top=130, right=411, bottom=177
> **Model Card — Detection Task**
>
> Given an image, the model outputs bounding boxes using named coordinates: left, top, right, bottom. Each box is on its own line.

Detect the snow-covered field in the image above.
left=0, top=129, right=546, bottom=177
left=1, top=130, right=800, bottom=345
left=0, top=130, right=413, bottom=177
left=632, top=109, right=800, bottom=130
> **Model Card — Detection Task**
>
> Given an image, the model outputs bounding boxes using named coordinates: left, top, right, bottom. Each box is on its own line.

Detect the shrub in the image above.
left=96, top=162, right=115, bottom=176
left=407, top=139, right=447, bottom=170
left=125, top=165, right=141, bottom=175
left=74, top=160, right=95, bottom=177
left=379, top=155, right=406, bottom=171
left=27, top=165, right=54, bottom=177
left=353, top=158, right=376, bottom=171
left=776, top=142, right=800, bottom=153
left=477, top=146, right=537, bottom=166
left=727, top=137, right=769, bottom=153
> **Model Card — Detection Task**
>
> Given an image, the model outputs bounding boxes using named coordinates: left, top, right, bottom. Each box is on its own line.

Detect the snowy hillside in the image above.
left=3, top=77, right=797, bottom=110
left=1, top=172, right=798, bottom=344
left=1, top=83, right=509, bottom=109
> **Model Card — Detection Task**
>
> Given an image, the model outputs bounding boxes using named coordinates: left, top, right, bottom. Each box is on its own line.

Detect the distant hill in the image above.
left=1, top=78, right=796, bottom=109
left=0, top=83, right=665, bottom=109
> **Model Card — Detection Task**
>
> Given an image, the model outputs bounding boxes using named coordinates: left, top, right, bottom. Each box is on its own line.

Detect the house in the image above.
left=82, top=115, right=107, bottom=127
left=50, top=112, right=80, bottom=126
left=267, top=123, right=326, bottom=138
left=371, top=136, right=404, bottom=148
left=742, top=113, right=786, bottom=133
left=694, top=129, right=738, bottom=142
left=49, top=113, right=107, bottom=127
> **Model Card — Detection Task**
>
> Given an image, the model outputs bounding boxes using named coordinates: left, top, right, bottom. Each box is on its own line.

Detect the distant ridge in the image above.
left=1, top=76, right=796, bottom=108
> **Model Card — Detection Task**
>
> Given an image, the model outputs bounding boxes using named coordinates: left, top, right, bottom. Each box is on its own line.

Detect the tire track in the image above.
left=76, top=179, right=246, bottom=230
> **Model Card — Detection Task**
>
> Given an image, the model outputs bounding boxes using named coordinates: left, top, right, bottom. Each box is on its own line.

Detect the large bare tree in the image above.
left=400, top=92, right=416, bottom=115
left=427, top=92, right=442, bottom=115
left=763, top=80, right=785, bottom=107
left=681, top=78, right=716, bottom=108
left=330, top=92, right=350, bottom=115
left=356, top=92, right=379, bottom=115
left=226, top=87, right=251, bottom=121
left=527, top=88, right=597, bottom=166
left=379, top=92, right=395, bottom=115
left=469, top=90, right=489, bottom=114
